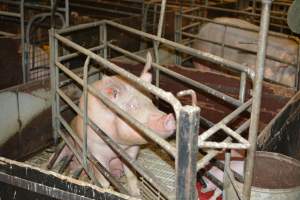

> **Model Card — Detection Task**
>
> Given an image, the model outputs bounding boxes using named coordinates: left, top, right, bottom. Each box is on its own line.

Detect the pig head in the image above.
left=56, top=52, right=176, bottom=196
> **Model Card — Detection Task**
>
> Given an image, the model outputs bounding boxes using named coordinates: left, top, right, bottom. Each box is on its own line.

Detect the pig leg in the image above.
left=109, top=158, right=124, bottom=177
left=123, top=145, right=140, bottom=196
left=209, top=189, right=222, bottom=200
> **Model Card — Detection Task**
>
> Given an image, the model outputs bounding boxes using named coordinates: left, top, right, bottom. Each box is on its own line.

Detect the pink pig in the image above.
left=54, top=52, right=176, bottom=196
left=201, top=150, right=244, bottom=200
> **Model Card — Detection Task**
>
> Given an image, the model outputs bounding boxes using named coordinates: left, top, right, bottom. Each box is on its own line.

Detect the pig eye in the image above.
left=104, top=87, right=119, bottom=99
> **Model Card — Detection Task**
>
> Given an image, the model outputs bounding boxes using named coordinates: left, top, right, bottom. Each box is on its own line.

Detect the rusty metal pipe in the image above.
left=243, top=0, right=272, bottom=199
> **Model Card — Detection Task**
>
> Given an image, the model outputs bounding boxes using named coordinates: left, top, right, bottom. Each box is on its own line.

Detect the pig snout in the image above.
left=148, top=113, right=176, bottom=137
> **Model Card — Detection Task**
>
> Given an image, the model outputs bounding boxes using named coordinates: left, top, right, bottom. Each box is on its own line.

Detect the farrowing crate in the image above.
left=49, top=9, right=272, bottom=198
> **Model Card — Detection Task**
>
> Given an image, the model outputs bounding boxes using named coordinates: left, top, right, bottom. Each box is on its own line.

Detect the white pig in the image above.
left=201, top=150, right=244, bottom=200
left=55, top=52, right=176, bottom=196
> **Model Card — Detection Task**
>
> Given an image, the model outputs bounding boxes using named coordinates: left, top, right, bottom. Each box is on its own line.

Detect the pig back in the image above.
left=193, top=17, right=298, bottom=86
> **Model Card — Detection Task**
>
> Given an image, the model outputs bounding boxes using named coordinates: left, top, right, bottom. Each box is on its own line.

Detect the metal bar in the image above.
left=57, top=115, right=129, bottom=194
left=221, top=124, right=250, bottom=146
left=243, top=0, right=272, bottom=199
left=99, top=24, right=107, bottom=59
left=69, top=3, right=138, bottom=17
left=65, top=0, right=69, bottom=26
left=197, top=119, right=251, bottom=171
left=54, top=34, right=182, bottom=115
left=105, top=20, right=255, bottom=79
left=88, top=117, right=174, bottom=199
left=57, top=21, right=104, bottom=34
left=20, top=0, right=25, bottom=83
left=55, top=61, right=177, bottom=157
left=58, top=154, right=74, bottom=174
left=47, top=142, right=66, bottom=169
left=183, top=5, right=285, bottom=21
left=82, top=56, right=90, bottom=168
left=59, top=44, right=105, bottom=62
left=176, top=106, right=200, bottom=200
left=198, top=99, right=252, bottom=144
left=108, top=43, right=243, bottom=107
left=50, top=28, right=59, bottom=144
left=181, top=22, right=201, bottom=31
left=57, top=128, right=101, bottom=187
left=180, top=10, right=290, bottom=38
left=239, top=72, right=247, bottom=102
left=0, top=10, right=20, bottom=17
left=0, top=0, right=66, bottom=12
left=296, top=44, right=300, bottom=90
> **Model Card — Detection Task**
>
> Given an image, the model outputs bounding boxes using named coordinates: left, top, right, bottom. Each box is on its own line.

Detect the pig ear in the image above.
left=140, top=52, right=152, bottom=83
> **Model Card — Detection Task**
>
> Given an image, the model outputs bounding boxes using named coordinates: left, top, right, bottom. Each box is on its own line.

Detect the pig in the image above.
left=200, top=150, right=244, bottom=200
left=193, top=17, right=298, bottom=87
left=53, top=52, right=176, bottom=196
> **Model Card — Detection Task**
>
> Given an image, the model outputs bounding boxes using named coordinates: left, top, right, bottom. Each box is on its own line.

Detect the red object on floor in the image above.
left=196, top=182, right=222, bottom=200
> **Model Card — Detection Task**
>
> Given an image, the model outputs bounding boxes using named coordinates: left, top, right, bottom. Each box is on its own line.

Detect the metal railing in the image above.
left=174, top=3, right=300, bottom=90
left=0, top=0, right=69, bottom=82
left=48, top=1, right=272, bottom=195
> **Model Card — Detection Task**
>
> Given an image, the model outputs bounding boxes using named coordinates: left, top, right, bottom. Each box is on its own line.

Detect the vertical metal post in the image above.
left=223, top=150, right=231, bottom=200
left=20, top=0, right=25, bottom=83
left=175, top=4, right=182, bottom=65
left=243, top=0, right=272, bottom=199
left=176, top=106, right=200, bottom=200
left=239, top=72, right=247, bottom=103
left=65, top=0, right=69, bottom=27
left=154, top=0, right=166, bottom=89
left=296, top=44, right=300, bottom=91
left=140, top=1, right=149, bottom=50
left=82, top=56, right=90, bottom=168
left=49, top=28, right=59, bottom=144
left=100, top=24, right=107, bottom=59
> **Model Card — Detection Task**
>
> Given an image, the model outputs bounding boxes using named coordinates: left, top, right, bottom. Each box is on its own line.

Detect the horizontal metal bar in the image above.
left=181, top=22, right=201, bottom=31
left=197, top=119, right=251, bottom=171
left=108, top=43, right=243, bottom=107
left=179, top=12, right=293, bottom=39
left=198, top=99, right=252, bottom=144
left=54, top=33, right=182, bottom=116
left=182, top=31, right=296, bottom=66
left=55, top=61, right=177, bottom=157
left=0, top=0, right=66, bottom=12
left=57, top=21, right=104, bottom=35
left=0, top=10, right=20, bottom=17
left=70, top=3, right=139, bottom=17
left=105, top=20, right=255, bottom=79
left=198, top=142, right=249, bottom=149
left=0, top=172, right=94, bottom=200
left=0, top=30, right=17, bottom=37
left=59, top=44, right=105, bottom=62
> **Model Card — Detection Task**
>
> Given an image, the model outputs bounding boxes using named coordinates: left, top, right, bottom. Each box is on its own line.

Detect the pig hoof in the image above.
left=111, top=169, right=124, bottom=178
left=129, top=189, right=141, bottom=198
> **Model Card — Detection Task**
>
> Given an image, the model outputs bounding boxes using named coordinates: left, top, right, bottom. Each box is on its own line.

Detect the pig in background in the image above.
left=51, top=52, right=176, bottom=196
left=192, top=17, right=298, bottom=87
